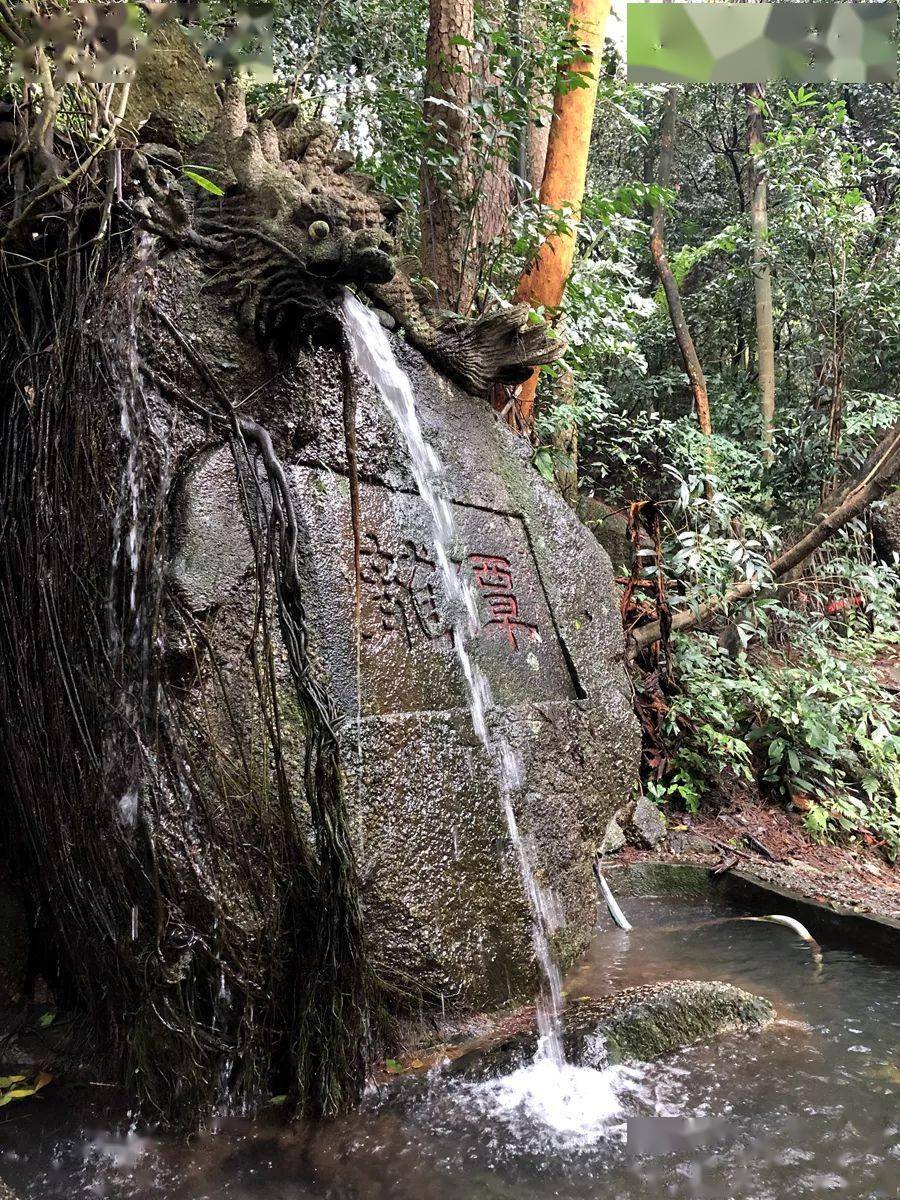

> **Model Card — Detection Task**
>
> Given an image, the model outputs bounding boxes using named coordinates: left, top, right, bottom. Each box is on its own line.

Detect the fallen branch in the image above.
left=631, top=417, right=900, bottom=651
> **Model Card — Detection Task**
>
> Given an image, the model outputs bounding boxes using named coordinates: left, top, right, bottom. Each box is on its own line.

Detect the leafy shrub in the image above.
left=654, top=571, right=900, bottom=855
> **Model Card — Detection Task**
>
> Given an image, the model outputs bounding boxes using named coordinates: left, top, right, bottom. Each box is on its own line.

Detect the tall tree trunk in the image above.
left=649, top=87, right=714, bottom=494
left=519, top=0, right=553, bottom=193
left=421, top=0, right=513, bottom=315
left=508, top=0, right=530, bottom=190
left=821, top=311, right=847, bottom=500
left=512, top=0, right=611, bottom=428
left=745, top=82, right=776, bottom=464
left=421, top=0, right=476, bottom=311
left=470, top=1, right=514, bottom=308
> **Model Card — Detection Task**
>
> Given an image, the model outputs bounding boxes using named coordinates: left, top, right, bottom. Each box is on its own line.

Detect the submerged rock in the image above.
left=448, top=981, right=775, bottom=1076
left=572, top=981, right=775, bottom=1064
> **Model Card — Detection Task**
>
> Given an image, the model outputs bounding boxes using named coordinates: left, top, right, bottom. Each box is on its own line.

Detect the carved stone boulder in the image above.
left=170, top=331, right=640, bottom=1010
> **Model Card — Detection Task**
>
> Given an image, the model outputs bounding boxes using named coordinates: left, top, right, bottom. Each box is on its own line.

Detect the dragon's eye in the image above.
left=308, top=220, right=330, bottom=241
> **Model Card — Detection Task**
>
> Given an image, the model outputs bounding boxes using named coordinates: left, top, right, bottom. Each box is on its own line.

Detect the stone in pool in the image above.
left=448, top=981, right=776, bottom=1075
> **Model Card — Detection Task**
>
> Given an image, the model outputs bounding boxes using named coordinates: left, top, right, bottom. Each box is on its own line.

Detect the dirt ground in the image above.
left=618, top=794, right=900, bottom=922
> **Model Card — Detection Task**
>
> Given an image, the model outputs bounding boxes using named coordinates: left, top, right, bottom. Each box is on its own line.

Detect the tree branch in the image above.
left=630, top=418, right=900, bottom=652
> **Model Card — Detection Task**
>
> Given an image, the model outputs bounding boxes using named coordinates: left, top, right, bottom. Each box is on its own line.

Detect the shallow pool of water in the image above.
left=3, top=891, right=898, bottom=1198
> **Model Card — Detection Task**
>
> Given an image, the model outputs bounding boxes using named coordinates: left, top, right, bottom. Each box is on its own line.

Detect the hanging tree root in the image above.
left=149, top=301, right=374, bottom=1115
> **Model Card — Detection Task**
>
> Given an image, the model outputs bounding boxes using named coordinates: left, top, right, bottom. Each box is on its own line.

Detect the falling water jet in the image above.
left=342, top=292, right=568, bottom=1067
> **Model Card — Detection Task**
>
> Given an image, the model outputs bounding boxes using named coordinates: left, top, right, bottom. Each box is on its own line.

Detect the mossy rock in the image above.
left=576, top=495, right=633, bottom=576
left=606, top=862, right=713, bottom=899
left=449, top=980, right=775, bottom=1077
left=571, top=981, right=774, bottom=1064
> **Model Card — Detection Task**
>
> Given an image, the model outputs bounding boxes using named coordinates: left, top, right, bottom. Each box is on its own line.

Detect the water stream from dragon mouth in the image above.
left=341, top=293, right=602, bottom=1105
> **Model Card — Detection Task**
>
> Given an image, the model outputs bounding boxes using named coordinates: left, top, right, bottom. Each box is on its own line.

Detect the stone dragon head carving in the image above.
left=131, top=86, right=564, bottom=397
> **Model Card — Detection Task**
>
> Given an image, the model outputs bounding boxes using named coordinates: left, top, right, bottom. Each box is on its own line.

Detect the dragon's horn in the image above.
left=229, top=126, right=266, bottom=190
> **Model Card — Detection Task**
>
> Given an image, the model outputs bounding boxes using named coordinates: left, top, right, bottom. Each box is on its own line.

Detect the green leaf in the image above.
left=533, top=448, right=555, bottom=482
left=183, top=170, right=225, bottom=197
left=37, top=1012, right=55, bottom=1028
left=384, top=1058, right=405, bottom=1074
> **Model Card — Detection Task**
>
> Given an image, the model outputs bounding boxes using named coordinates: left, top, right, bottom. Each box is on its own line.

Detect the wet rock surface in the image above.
left=165, top=292, right=640, bottom=1006
left=579, top=981, right=775, bottom=1063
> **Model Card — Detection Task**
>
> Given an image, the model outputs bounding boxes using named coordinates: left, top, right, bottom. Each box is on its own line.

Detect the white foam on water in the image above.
left=479, top=1058, right=624, bottom=1143
left=453, top=1055, right=676, bottom=1156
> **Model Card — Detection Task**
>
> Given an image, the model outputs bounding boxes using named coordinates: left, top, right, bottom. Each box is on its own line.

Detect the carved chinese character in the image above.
left=469, top=553, right=514, bottom=593
left=468, top=553, right=538, bottom=651
left=359, top=532, right=452, bottom=648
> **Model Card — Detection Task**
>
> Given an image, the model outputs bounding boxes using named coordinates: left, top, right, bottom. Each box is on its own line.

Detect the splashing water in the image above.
left=342, top=294, right=589, bottom=1086
left=470, top=1057, right=637, bottom=1150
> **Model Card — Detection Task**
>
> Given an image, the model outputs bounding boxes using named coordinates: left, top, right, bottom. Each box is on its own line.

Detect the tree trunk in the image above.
left=822, top=276, right=847, bottom=499
left=527, top=103, right=552, bottom=193
left=631, top=417, right=900, bottom=650
left=512, top=0, right=611, bottom=428
left=519, top=0, right=553, bottom=192
left=508, top=0, right=530, bottom=191
left=421, top=0, right=514, bottom=315
left=470, top=1, right=514, bottom=308
left=421, top=0, right=477, bottom=311
left=649, top=87, right=714, bottom=494
left=745, top=82, right=776, bottom=464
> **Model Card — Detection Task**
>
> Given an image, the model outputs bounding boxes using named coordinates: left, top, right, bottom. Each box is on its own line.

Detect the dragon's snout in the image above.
left=305, top=227, right=394, bottom=287
left=350, top=229, right=395, bottom=286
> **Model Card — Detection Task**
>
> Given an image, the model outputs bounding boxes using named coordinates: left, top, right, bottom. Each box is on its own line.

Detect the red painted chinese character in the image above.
left=469, top=553, right=538, bottom=650
left=469, top=554, right=514, bottom=592
left=483, top=592, right=537, bottom=650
